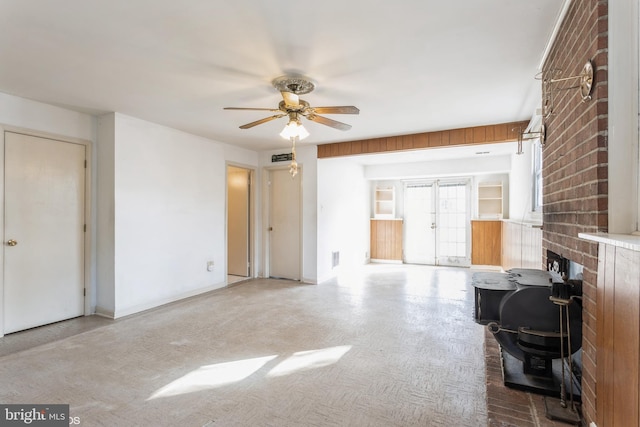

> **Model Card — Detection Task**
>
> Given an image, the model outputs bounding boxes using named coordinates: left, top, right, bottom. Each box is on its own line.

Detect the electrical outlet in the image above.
left=206, top=261, right=214, bottom=272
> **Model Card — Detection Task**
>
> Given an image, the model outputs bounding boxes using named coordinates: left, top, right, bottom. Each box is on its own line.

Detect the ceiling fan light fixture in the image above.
left=280, top=119, right=309, bottom=140
left=224, top=76, right=358, bottom=136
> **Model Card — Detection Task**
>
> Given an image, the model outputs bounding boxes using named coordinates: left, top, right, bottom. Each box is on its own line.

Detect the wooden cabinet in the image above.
left=370, top=219, right=403, bottom=261
left=478, top=182, right=503, bottom=219
left=471, top=220, right=502, bottom=266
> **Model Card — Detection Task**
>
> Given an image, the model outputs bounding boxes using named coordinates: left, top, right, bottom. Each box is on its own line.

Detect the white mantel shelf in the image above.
left=579, top=232, right=640, bottom=252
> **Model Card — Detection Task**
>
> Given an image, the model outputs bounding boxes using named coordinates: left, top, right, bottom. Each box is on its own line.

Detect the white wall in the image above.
left=317, top=158, right=369, bottom=282
left=0, top=93, right=267, bottom=320
left=364, top=155, right=511, bottom=180
left=259, top=144, right=318, bottom=283
left=0, top=92, right=95, bottom=141
left=365, top=154, right=513, bottom=219
left=99, top=113, right=258, bottom=318
left=96, top=113, right=116, bottom=314
left=370, top=173, right=510, bottom=220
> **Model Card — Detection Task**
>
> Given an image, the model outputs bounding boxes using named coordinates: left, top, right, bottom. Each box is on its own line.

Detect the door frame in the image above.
left=262, top=165, right=303, bottom=280
left=225, top=162, right=256, bottom=281
left=0, top=125, right=93, bottom=337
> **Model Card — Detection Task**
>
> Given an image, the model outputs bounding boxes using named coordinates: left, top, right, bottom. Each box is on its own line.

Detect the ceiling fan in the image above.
left=224, top=76, right=359, bottom=137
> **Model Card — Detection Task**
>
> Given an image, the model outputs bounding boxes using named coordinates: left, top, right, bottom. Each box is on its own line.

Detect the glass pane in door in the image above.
left=437, top=183, right=469, bottom=266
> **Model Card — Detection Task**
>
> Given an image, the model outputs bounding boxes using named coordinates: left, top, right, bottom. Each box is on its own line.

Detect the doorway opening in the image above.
left=227, top=165, right=253, bottom=284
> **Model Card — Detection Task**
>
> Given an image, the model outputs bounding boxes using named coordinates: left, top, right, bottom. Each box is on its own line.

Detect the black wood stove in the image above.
left=472, top=268, right=582, bottom=402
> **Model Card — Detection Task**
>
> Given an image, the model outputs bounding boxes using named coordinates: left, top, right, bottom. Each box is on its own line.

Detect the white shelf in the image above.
left=374, top=187, right=395, bottom=218
left=478, top=182, right=503, bottom=219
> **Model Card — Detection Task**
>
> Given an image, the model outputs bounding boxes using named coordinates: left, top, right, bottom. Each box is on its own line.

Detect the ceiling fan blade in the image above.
left=312, top=106, right=360, bottom=115
left=306, top=114, right=352, bottom=131
left=239, top=114, right=286, bottom=129
left=281, top=91, right=300, bottom=108
left=224, top=107, right=281, bottom=112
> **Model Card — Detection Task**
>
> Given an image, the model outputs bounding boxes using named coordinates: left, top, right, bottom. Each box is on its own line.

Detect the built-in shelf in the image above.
left=478, top=182, right=503, bottom=219
left=374, top=186, right=395, bottom=218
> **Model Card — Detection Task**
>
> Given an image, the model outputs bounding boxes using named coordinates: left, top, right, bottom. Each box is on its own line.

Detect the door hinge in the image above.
left=83, top=224, right=86, bottom=232
left=83, top=288, right=86, bottom=296
left=84, top=160, right=87, bottom=168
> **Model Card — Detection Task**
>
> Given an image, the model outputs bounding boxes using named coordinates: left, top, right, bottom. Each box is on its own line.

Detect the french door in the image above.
left=403, top=180, right=470, bottom=266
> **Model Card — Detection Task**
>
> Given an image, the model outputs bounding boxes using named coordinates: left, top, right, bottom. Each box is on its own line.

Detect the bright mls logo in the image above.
left=0, top=405, right=68, bottom=426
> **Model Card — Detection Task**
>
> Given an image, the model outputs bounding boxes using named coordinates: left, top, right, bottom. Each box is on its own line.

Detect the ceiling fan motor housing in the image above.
left=272, top=76, right=316, bottom=95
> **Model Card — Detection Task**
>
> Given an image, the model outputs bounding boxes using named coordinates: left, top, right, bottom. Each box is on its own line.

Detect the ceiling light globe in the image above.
left=280, top=121, right=309, bottom=140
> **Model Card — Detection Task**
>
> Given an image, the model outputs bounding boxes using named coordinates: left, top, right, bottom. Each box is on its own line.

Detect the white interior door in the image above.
left=269, top=168, right=301, bottom=280
left=4, top=132, right=85, bottom=334
left=227, top=166, right=250, bottom=277
left=404, top=184, right=436, bottom=264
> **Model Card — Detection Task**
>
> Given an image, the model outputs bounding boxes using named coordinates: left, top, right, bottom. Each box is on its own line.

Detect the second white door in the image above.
left=269, top=168, right=301, bottom=280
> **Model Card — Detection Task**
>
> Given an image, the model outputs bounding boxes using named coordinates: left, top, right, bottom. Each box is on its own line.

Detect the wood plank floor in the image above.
left=0, top=264, right=575, bottom=426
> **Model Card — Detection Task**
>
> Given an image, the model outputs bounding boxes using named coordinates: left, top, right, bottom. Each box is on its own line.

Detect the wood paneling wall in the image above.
left=370, top=219, right=403, bottom=261
left=317, top=121, right=529, bottom=158
left=596, top=243, right=640, bottom=427
left=501, top=221, right=543, bottom=271
left=471, top=220, right=502, bottom=266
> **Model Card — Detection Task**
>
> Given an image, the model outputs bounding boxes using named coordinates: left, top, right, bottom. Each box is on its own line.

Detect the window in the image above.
left=532, top=141, right=543, bottom=212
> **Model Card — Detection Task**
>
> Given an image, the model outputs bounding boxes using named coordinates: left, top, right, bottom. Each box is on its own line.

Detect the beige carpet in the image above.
left=0, top=264, right=487, bottom=426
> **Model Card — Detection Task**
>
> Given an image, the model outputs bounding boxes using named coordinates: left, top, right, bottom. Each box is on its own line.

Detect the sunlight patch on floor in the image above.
left=147, top=355, right=277, bottom=400
left=267, top=345, right=352, bottom=378
left=148, top=345, right=352, bottom=400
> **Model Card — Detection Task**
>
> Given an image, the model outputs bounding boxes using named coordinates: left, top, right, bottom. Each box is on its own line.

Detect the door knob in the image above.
left=268, top=227, right=273, bottom=231
left=7, top=239, right=17, bottom=246
left=430, top=223, right=436, bottom=229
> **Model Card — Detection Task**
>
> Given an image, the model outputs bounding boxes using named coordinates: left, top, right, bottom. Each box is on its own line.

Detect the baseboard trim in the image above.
left=470, top=264, right=503, bottom=271
left=112, top=281, right=227, bottom=319
left=94, top=307, right=115, bottom=319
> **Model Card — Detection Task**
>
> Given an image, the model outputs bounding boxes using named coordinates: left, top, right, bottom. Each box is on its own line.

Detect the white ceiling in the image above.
left=0, top=1, right=565, bottom=153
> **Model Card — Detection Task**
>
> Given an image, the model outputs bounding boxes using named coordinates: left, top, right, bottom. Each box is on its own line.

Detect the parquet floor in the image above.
left=0, top=264, right=575, bottom=426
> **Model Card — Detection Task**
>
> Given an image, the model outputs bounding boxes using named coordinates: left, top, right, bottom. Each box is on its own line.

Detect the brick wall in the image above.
left=542, top=1, right=608, bottom=424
